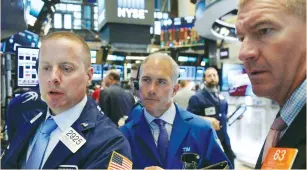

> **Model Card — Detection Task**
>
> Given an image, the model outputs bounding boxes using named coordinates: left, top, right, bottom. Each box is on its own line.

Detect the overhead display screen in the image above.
left=17, top=47, right=40, bottom=87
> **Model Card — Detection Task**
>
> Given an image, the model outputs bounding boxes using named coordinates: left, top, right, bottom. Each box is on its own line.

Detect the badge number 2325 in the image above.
left=273, top=149, right=287, bottom=161
left=66, top=130, right=83, bottom=145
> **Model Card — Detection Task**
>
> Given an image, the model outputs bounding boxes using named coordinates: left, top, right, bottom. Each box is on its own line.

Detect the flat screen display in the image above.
left=221, top=63, right=254, bottom=96
left=17, top=47, right=39, bottom=87
left=107, top=54, right=125, bottom=61
left=90, top=50, right=97, bottom=63
left=196, top=66, right=205, bottom=81
left=92, top=64, right=103, bottom=80
left=115, top=65, right=124, bottom=80
left=179, top=66, right=196, bottom=80
left=27, top=0, right=45, bottom=26
left=178, top=56, right=197, bottom=62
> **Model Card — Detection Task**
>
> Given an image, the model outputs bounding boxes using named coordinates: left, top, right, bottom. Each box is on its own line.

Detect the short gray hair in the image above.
left=140, top=53, right=180, bottom=85
left=238, top=0, right=306, bottom=22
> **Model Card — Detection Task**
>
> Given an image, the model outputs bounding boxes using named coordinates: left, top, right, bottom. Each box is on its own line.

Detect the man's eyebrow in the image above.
left=250, top=20, right=272, bottom=30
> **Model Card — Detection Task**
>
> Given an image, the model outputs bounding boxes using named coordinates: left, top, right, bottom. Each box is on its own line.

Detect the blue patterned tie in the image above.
left=153, top=119, right=169, bottom=166
left=25, top=117, right=57, bottom=169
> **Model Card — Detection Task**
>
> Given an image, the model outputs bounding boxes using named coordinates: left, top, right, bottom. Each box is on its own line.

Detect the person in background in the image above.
left=125, top=63, right=143, bottom=123
left=99, top=69, right=135, bottom=126
left=236, top=0, right=306, bottom=168
left=91, top=80, right=105, bottom=103
left=1, top=31, right=132, bottom=169
left=174, top=80, right=195, bottom=109
left=120, top=53, right=231, bottom=169
left=187, top=67, right=235, bottom=167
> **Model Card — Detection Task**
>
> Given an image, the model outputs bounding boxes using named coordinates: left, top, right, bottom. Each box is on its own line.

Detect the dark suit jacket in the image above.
left=99, top=84, right=135, bottom=125
left=187, top=89, right=232, bottom=148
left=6, top=91, right=47, bottom=141
left=255, top=105, right=306, bottom=169
left=2, top=97, right=132, bottom=169
left=120, top=104, right=232, bottom=169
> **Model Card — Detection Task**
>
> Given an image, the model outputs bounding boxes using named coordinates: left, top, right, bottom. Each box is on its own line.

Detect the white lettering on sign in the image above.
left=117, top=8, right=148, bottom=19
left=220, top=51, right=228, bottom=57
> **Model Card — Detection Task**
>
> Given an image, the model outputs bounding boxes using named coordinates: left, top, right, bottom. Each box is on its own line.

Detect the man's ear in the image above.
left=87, top=67, right=94, bottom=86
left=172, top=84, right=180, bottom=96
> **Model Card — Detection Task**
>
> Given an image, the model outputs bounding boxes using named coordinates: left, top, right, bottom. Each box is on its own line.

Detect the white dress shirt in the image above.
left=24, top=95, right=87, bottom=168
left=144, top=103, right=176, bottom=146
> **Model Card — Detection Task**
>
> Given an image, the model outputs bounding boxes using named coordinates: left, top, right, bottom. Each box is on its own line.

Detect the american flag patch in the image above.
left=107, top=151, right=132, bottom=170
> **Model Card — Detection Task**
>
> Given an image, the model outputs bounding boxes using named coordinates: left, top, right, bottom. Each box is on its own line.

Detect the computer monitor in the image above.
left=91, top=64, right=103, bottom=81
left=16, top=46, right=40, bottom=87
left=90, top=50, right=97, bottom=63
left=27, top=0, right=45, bottom=26
left=221, top=63, right=254, bottom=96
left=179, top=66, right=196, bottom=80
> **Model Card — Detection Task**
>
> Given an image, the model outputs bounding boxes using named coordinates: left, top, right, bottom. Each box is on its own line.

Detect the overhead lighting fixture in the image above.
left=126, top=56, right=146, bottom=60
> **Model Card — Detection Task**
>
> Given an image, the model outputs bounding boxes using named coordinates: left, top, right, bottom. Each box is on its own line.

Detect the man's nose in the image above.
left=238, top=37, right=259, bottom=62
left=148, top=83, right=157, bottom=96
left=49, top=68, right=61, bottom=85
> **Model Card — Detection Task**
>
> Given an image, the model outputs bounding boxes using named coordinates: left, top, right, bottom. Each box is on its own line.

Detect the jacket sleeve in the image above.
left=199, top=126, right=233, bottom=169
left=82, top=134, right=132, bottom=169
left=187, top=95, right=201, bottom=115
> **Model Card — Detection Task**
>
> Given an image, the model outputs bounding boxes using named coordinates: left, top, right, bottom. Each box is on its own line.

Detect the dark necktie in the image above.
left=153, top=119, right=169, bottom=166
left=25, top=117, right=57, bottom=169
left=262, top=116, right=287, bottom=162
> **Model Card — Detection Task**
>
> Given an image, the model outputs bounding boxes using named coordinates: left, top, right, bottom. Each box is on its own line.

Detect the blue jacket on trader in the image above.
left=2, top=95, right=132, bottom=169
left=125, top=103, right=143, bottom=124
left=120, top=104, right=232, bottom=169
left=5, top=90, right=47, bottom=141
left=187, top=88, right=235, bottom=166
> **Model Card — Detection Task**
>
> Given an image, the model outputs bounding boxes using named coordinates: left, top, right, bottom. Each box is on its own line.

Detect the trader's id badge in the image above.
left=59, top=127, right=86, bottom=153
left=205, top=107, right=216, bottom=116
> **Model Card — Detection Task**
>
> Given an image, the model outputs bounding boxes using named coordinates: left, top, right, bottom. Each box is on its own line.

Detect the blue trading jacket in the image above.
left=120, top=104, right=232, bottom=169
left=2, top=95, right=132, bottom=169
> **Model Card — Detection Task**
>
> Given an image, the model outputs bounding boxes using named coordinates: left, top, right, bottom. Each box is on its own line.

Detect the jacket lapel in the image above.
left=43, top=98, right=97, bottom=169
left=166, top=105, right=192, bottom=168
left=4, top=110, right=46, bottom=168
left=133, top=112, right=163, bottom=166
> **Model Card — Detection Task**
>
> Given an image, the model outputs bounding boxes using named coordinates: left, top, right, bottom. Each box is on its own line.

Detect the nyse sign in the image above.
left=117, top=8, right=148, bottom=19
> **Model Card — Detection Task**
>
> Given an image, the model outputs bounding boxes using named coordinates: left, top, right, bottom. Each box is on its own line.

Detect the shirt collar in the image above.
left=280, top=80, right=306, bottom=126
left=144, top=103, right=176, bottom=125
left=45, top=95, right=87, bottom=132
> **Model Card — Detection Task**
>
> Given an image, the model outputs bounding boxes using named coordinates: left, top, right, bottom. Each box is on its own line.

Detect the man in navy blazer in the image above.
left=1, top=31, right=131, bottom=169
left=120, top=53, right=231, bottom=169
left=188, top=67, right=235, bottom=167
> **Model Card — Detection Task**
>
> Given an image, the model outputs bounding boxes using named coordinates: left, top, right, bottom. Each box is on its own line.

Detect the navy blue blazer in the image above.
left=188, top=89, right=231, bottom=147
left=120, top=104, right=232, bottom=169
left=99, top=84, right=135, bottom=125
left=5, top=91, right=47, bottom=141
left=2, top=97, right=132, bottom=169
